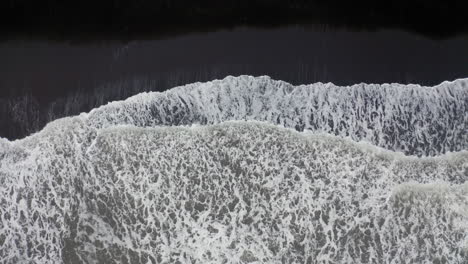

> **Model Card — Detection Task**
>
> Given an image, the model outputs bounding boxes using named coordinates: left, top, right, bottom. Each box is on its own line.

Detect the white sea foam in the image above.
left=0, top=121, right=467, bottom=263
left=10, top=75, right=468, bottom=156
left=1, top=76, right=467, bottom=263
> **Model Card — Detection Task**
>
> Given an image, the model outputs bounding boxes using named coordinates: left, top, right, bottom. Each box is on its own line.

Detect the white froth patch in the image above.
left=6, top=75, right=468, bottom=156
left=1, top=121, right=467, bottom=263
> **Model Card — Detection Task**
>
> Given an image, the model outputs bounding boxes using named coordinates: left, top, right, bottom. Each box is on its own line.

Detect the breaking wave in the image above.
left=82, top=75, right=468, bottom=156
left=1, top=76, right=467, bottom=263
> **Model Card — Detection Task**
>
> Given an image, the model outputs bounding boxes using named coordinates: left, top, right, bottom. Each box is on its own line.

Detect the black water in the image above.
left=1, top=26, right=468, bottom=140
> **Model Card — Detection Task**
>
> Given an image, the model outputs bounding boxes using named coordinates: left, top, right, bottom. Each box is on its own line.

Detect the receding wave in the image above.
left=1, top=121, right=467, bottom=263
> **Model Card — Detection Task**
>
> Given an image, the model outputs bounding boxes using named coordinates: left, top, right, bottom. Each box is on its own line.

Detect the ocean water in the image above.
left=0, top=76, right=467, bottom=263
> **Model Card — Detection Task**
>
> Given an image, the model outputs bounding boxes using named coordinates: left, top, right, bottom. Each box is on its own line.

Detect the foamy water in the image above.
left=0, top=76, right=467, bottom=263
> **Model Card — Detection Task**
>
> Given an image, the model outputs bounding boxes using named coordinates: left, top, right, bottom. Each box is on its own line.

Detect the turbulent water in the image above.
left=85, top=75, right=468, bottom=156
left=0, top=76, right=467, bottom=263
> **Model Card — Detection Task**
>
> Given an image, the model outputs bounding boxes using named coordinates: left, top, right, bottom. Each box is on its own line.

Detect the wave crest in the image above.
left=82, top=75, right=468, bottom=156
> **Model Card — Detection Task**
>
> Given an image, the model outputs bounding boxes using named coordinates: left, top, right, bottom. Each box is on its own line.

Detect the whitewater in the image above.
left=0, top=76, right=467, bottom=263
